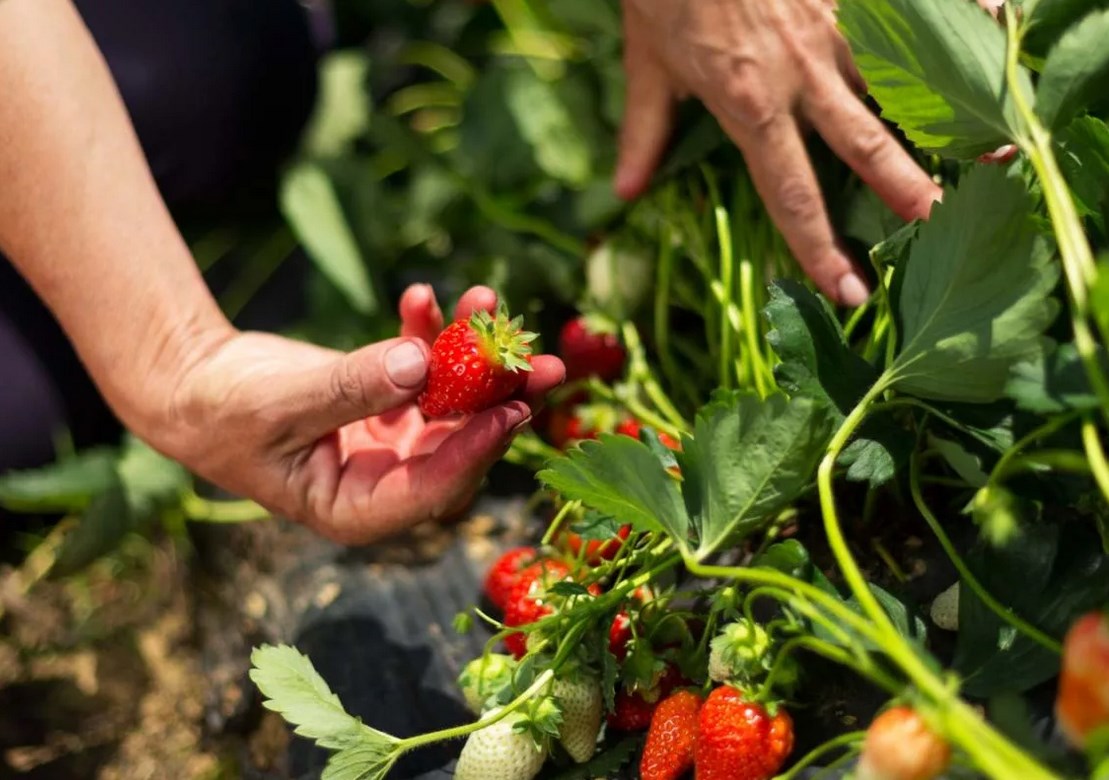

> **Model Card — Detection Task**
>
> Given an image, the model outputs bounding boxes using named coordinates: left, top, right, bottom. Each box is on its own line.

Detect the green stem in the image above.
left=987, top=409, right=1082, bottom=485
left=399, top=669, right=556, bottom=750
left=181, top=491, right=271, bottom=523
left=819, top=381, right=1059, bottom=780
left=777, top=732, right=865, bottom=780
left=1003, top=7, right=1109, bottom=425
left=716, top=205, right=735, bottom=390
left=1082, top=415, right=1109, bottom=505
left=619, top=323, right=690, bottom=430
left=909, top=453, right=1061, bottom=654
left=740, top=259, right=773, bottom=397
left=540, top=501, right=579, bottom=547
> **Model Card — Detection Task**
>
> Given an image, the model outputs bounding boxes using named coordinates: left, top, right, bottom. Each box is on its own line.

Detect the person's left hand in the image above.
left=152, top=284, right=564, bottom=544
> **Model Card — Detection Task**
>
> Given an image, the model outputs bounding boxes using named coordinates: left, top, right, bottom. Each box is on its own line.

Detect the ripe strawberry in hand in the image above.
left=641, top=690, right=702, bottom=780
left=1056, top=609, right=1109, bottom=749
left=419, top=307, right=537, bottom=417
left=559, top=315, right=625, bottom=382
left=856, top=706, right=950, bottom=780
left=484, top=547, right=538, bottom=612
left=696, top=686, right=793, bottom=780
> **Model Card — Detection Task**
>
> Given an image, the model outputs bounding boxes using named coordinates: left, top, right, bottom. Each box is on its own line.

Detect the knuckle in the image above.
left=722, top=68, right=779, bottom=131
left=330, top=357, right=370, bottom=411
left=776, top=177, right=822, bottom=222
left=845, top=122, right=889, bottom=166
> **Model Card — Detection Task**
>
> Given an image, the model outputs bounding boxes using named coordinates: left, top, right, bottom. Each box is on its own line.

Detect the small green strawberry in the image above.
left=708, top=619, right=771, bottom=683
left=458, top=654, right=517, bottom=714
left=553, top=676, right=603, bottom=763
left=419, top=307, right=537, bottom=417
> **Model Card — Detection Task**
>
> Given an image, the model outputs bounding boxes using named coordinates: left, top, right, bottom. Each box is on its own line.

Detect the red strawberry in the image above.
left=559, top=316, right=625, bottom=382
left=608, top=688, right=659, bottom=732
left=616, top=419, right=681, bottom=451
left=483, top=547, right=537, bottom=612
left=641, top=690, right=702, bottom=780
left=608, top=665, right=688, bottom=732
left=857, top=706, right=950, bottom=780
left=609, top=611, right=633, bottom=661
left=695, top=687, right=793, bottom=780
left=502, top=560, right=600, bottom=659
left=419, top=307, right=536, bottom=417
left=1056, top=609, right=1109, bottom=749
left=565, top=524, right=631, bottom=563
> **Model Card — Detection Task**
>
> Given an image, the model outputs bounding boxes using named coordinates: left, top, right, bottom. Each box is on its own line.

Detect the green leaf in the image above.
left=117, top=436, right=189, bottom=516
left=504, top=68, right=593, bottom=187
left=752, top=540, right=813, bottom=581
left=838, top=0, right=1031, bottom=157
left=1035, top=9, right=1109, bottom=129
left=51, top=476, right=133, bottom=578
left=887, top=165, right=1059, bottom=402
left=865, top=584, right=929, bottom=645
left=765, top=281, right=911, bottom=486
left=1025, top=0, right=1109, bottom=57
left=301, top=51, right=372, bottom=157
left=280, top=163, right=377, bottom=314
left=766, top=281, right=878, bottom=415
left=569, top=511, right=624, bottom=542
left=678, top=393, right=834, bottom=559
left=0, top=447, right=117, bottom=512
left=321, top=744, right=396, bottom=780
left=1006, top=342, right=1109, bottom=412
left=1057, top=117, right=1109, bottom=231
left=954, top=524, right=1109, bottom=695
left=538, top=436, right=689, bottom=549
left=929, top=434, right=990, bottom=487
left=250, top=644, right=381, bottom=750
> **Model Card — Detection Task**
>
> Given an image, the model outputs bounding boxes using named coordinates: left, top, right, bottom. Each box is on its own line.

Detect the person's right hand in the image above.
left=150, top=284, right=564, bottom=545
left=614, top=0, right=945, bottom=306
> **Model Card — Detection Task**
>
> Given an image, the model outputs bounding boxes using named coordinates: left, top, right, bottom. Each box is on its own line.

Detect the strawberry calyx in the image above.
left=470, top=306, right=537, bottom=374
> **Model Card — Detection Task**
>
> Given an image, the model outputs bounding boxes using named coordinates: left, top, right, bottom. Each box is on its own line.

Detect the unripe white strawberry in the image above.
left=455, top=710, right=547, bottom=780
left=553, top=676, right=603, bottom=763
left=930, top=583, right=959, bottom=632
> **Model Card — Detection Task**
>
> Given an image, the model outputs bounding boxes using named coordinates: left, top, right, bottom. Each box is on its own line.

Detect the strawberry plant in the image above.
left=259, top=0, right=1109, bottom=777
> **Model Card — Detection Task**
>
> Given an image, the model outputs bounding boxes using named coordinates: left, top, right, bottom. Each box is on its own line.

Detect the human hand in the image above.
left=152, top=285, right=564, bottom=544
left=614, top=0, right=945, bottom=306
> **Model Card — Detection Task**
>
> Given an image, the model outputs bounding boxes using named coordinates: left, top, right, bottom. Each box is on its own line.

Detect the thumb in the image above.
left=614, top=6, right=676, bottom=200
left=289, top=337, right=430, bottom=441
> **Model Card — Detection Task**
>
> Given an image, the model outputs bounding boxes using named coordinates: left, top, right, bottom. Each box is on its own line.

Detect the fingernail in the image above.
left=511, top=415, right=533, bottom=435
left=837, top=272, right=871, bottom=308
left=385, top=341, right=427, bottom=388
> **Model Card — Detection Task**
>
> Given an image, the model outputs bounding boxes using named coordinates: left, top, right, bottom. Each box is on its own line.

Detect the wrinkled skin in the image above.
left=615, top=0, right=1001, bottom=305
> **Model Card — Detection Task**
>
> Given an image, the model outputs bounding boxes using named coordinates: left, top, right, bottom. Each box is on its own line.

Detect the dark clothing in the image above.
left=0, top=0, right=320, bottom=473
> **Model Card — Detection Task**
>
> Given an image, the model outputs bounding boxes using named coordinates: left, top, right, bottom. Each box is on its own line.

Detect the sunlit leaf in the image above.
left=886, top=166, right=1059, bottom=402
left=838, top=0, right=1031, bottom=157
left=538, top=436, right=689, bottom=550
left=678, top=393, right=833, bottom=559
